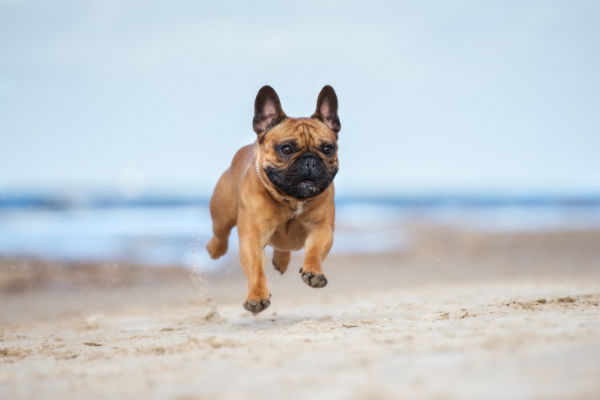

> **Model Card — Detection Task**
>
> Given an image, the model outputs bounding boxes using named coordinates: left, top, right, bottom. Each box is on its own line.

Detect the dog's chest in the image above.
left=289, top=202, right=305, bottom=220
left=269, top=204, right=308, bottom=251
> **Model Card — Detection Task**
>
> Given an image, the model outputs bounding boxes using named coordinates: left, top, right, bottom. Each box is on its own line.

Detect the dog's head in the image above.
left=252, top=85, right=341, bottom=200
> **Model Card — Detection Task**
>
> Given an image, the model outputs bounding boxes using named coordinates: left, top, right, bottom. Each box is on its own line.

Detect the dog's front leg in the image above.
left=300, top=221, right=333, bottom=288
left=237, top=212, right=274, bottom=313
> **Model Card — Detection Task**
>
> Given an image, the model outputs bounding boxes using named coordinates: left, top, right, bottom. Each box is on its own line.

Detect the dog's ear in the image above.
left=253, top=85, right=286, bottom=135
left=312, top=85, right=341, bottom=134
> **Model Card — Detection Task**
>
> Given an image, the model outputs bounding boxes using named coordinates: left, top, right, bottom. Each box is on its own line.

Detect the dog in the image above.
left=207, top=85, right=341, bottom=313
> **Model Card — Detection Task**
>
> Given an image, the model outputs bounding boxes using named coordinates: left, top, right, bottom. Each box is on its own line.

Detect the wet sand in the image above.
left=1, top=228, right=599, bottom=399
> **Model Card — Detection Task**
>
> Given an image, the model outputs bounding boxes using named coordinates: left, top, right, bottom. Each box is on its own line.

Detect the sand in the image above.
left=1, top=228, right=599, bottom=399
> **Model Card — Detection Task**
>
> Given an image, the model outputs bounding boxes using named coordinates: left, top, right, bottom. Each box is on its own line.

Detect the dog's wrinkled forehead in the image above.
left=262, top=118, right=337, bottom=149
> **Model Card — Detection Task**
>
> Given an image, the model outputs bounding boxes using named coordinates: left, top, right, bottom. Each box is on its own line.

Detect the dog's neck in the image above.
left=254, top=151, right=305, bottom=214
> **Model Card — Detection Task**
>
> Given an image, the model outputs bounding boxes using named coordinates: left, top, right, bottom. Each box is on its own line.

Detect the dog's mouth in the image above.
left=295, top=178, right=321, bottom=197
left=298, top=179, right=318, bottom=190
left=265, top=165, right=337, bottom=200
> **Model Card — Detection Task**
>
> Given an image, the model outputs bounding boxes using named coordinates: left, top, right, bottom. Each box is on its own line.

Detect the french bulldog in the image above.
left=207, top=85, right=341, bottom=313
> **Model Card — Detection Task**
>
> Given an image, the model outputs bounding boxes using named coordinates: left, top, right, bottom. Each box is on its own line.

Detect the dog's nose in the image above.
left=300, top=153, right=319, bottom=174
left=304, top=156, right=317, bottom=171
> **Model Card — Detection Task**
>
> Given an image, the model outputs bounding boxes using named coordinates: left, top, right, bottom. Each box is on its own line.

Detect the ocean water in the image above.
left=1, top=195, right=599, bottom=269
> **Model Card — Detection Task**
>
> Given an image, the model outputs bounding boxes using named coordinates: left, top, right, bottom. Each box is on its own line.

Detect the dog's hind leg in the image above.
left=207, top=170, right=237, bottom=259
left=272, top=249, right=291, bottom=274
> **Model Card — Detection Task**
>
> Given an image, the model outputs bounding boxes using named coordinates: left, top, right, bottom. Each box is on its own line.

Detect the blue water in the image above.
left=1, top=194, right=599, bottom=269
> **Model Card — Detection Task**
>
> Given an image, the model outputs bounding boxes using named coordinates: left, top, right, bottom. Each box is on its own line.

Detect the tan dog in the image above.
left=207, top=85, right=341, bottom=313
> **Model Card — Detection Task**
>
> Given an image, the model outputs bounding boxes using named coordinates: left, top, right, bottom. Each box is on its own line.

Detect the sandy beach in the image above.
left=1, top=227, right=599, bottom=399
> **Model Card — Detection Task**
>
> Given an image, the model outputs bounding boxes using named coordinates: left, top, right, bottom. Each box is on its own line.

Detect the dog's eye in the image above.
left=321, top=144, right=334, bottom=156
left=280, top=144, right=294, bottom=155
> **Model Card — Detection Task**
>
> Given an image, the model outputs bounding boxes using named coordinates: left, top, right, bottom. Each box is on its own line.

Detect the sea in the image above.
left=1, top=193, right=599, bottom=270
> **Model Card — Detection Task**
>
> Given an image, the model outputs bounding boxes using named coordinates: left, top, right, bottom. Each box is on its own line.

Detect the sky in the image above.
left=1, top=0, right=599, bottom=196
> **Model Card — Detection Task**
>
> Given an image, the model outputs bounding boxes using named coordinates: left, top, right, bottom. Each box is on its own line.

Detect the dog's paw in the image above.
left=272, top=258, right=289, bottom=274
left=206, top=236, right=228, bottom=259
left=300, top=269, right=328, bottom=288
left=272, top=260, right=286, bottom=274
left=272, top=250, right=290, bottom=274
left=243, top=297, right=271, bottom=314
